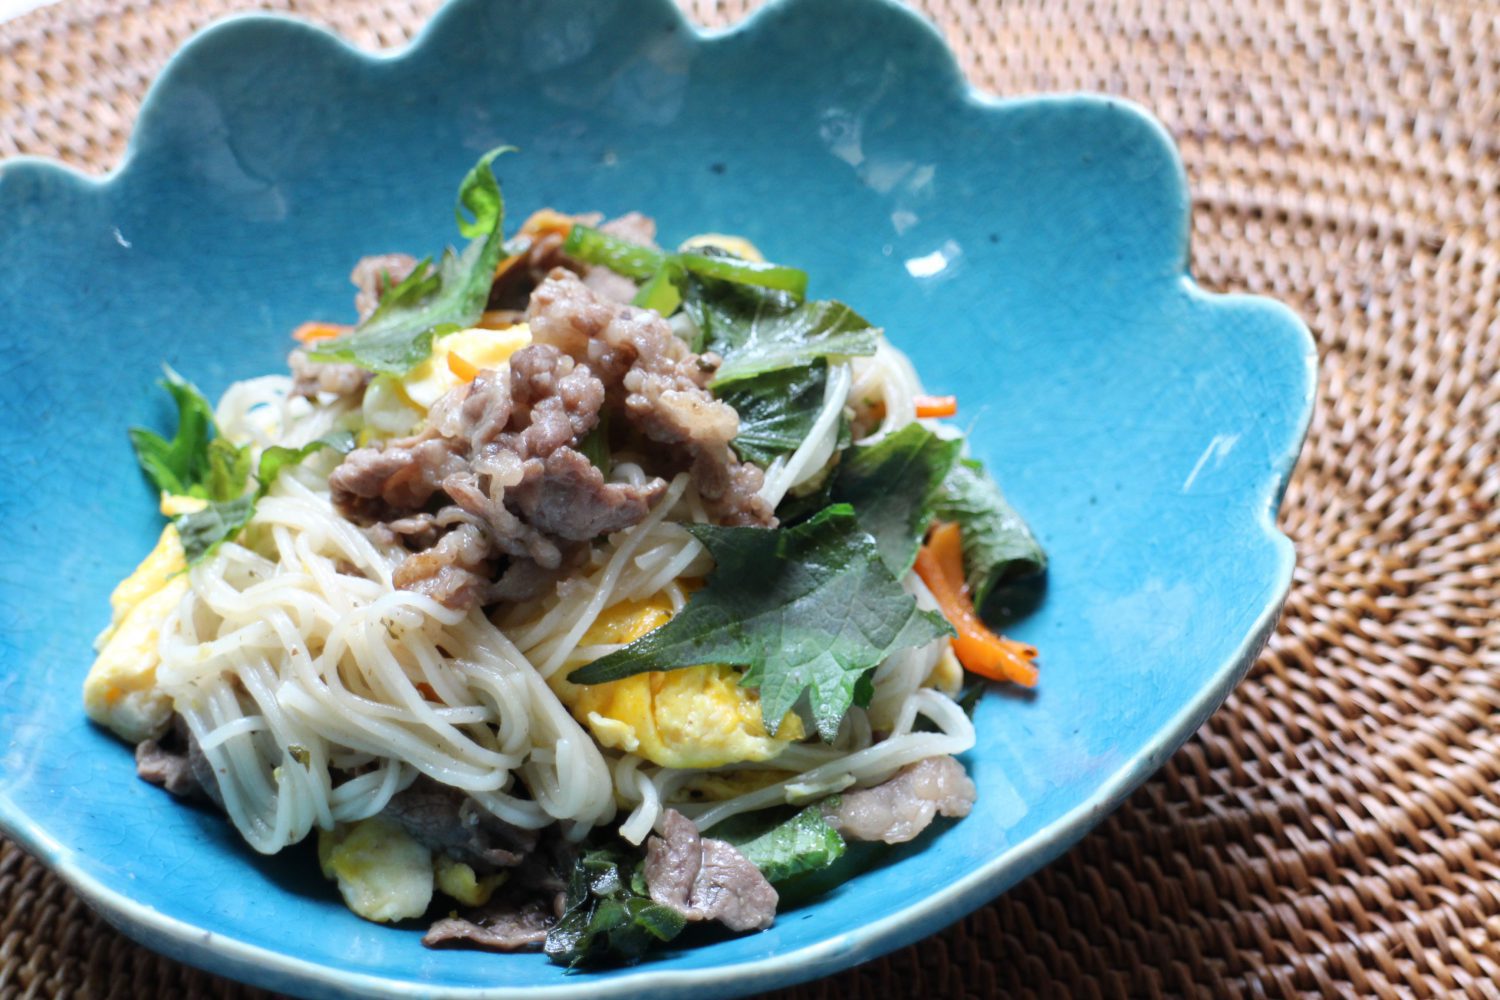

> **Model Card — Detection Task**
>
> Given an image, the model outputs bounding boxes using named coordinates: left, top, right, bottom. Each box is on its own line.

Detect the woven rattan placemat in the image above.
left=4, top=1, right=1498, bottom=996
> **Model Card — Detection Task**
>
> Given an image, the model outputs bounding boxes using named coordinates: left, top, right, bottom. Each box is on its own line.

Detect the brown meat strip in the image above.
left=525, top=268, right=773, bottom=527
left=287, top=348, right=370, bottom=400
left=330, top=354, right=666, bottom=609
left=644, top=809, right=778, bottom=932
left=351, top=253, right=419, bottom=321
left=821, top=756, right=976, bottom=845
left=382, top=776, right=538, bottom=872
left=134, top=738, right=197, bottom=798
left=422, top=891, right=556, bottom=952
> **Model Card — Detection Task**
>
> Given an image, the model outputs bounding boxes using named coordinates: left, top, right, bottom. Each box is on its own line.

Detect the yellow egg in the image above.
left=924, top=642, right=962, bottom=696
left=103, top=519, right=187, bottom=632
left=398, top=323, right=532, bottom=410
left=552, top=594, right=804, bottom=770
left=157, top=493, right=207, bottom=518
left=678, top=233, right=765, bottom=262
left=434, top=855, right=508, bottom=907
left=318, top=817, right=433, bottom=923
left=84, top=524, right=190, bottom=742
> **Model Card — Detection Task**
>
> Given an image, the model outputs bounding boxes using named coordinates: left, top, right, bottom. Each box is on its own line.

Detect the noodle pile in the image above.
left=155, top=337, right=974, bottom=855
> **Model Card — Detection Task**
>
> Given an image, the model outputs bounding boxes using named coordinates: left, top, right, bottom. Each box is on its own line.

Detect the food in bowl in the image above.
left=84, top=149, right=1046, bottom=966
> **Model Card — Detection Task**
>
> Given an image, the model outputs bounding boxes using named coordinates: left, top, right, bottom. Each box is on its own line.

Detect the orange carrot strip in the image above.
left=292, top=321, right=351, bottom=344
left=914, top=521, right=1039, bottom=687
left=519, top=208, right=580, bottom=240
left=446, top=351, right=480, bottom=382
left=914, top=394, right=958, bottom=419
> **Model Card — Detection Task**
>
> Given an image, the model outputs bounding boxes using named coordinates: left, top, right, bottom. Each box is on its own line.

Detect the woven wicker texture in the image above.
left=3, top=0, right=1499, bottom=997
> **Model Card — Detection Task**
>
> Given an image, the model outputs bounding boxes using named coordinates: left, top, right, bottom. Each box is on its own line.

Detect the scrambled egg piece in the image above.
left=319, top=822, right=513, bottom=921
left=83, top=520, right=191, bottom=742
left=925, top=642, right=963, bottom=696
left=318, top=817, right=433, bottom=923
left=434, top=856, right=507, bottom=907
left=552, top=594, right=804, bottom=769
left=399, top=323, right=532, bottom=409
left=158, top=493, right=208, bottom=517
left=679, top=233, right=765, bottom=262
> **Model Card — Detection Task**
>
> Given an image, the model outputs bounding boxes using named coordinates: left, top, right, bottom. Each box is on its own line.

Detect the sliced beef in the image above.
left=382, top=776, right=538, bottom=871
left=488, top=211, right=650, bottom=310
left=390, top=521, right=493, bottom=609
left=421, top=829, right=575, bottom=953
left=822, top=756, right=976, bottom=845
left=508, top=449, right=667, bottom=540
left=422, top=888, right=555, bottom=951
left=644, top=809, right=777, bottom=933
left=135, top=737, right=197, bottom=798
left=581, top=266, right=639, bottom=305
left=598, top=211, right=658, bottom=248
left=525, top=268, right=774, bottom=527
left=331, top=348, right=669, bottom=611
left=486, top=556, right=567, bottom=604
left=328, top=218, right=776, bottom=611
left=328, top=429, right=469, bottom=521
left=486, top=214, right=594, bottom=312
left=288, top=348, right=370, bottom=400
left=287, top=252, right=417, bottom=398
left=136, top=718, right=222, bottom=806
left=504, top=344, right=603, bottom=454
left=351, top=253, right=420, bottom=321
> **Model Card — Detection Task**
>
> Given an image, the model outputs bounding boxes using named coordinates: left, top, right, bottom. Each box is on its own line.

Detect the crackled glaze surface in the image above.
left=0, top=0, right=1314, bottom=996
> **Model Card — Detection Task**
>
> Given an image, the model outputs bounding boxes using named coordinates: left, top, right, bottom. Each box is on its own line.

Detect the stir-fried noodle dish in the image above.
left=86, top=150, right=1047, bottom=966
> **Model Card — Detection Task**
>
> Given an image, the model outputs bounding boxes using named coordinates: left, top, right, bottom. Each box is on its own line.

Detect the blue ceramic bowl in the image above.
left=0, top=0, right=1315, bottom=996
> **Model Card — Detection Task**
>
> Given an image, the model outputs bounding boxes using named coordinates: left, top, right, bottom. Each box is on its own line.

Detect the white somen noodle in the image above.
left=152, top=332, right=972, bottom=854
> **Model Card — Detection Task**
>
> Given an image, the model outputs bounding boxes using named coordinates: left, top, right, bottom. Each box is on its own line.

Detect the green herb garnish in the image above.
left=173, top=432, right=355, bottom=563
left=308, top=147, right=514, bottom=375
left=563, top=225, right=809, bottom=298
left=828, top=424, right=963, bottom=576
left=568, top=504, right=952, bottom=740
left=544, top=843, right=685, bottom=969
left=174, top=496, right=257, bottom=563
left=256, top=432, right=356, bottom=494
left=678, top=274, right=877, bottom=387
left=716, top=360, right=830, bottom=467
left=931, top=458, right=1047, bottom=614
left=129, top=366, right=247, bottom=502
left=631, top=257, right=685, bottom=315
left=714, top=803, right=846, bottom=884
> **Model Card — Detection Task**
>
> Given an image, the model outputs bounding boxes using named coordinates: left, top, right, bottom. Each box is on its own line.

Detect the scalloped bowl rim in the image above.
left=0, top=0, right=1315, bottom=997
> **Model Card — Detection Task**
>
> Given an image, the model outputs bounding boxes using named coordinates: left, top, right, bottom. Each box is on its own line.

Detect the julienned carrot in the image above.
left=446, top=351, right=480, bottom=382
left=914, top=394, right=958, bottom=419
left=914, top=521, right=1039, bottom=687
left=520, top=208, right=579, bottom=240
left=292, top=321, right=351, bottom=344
